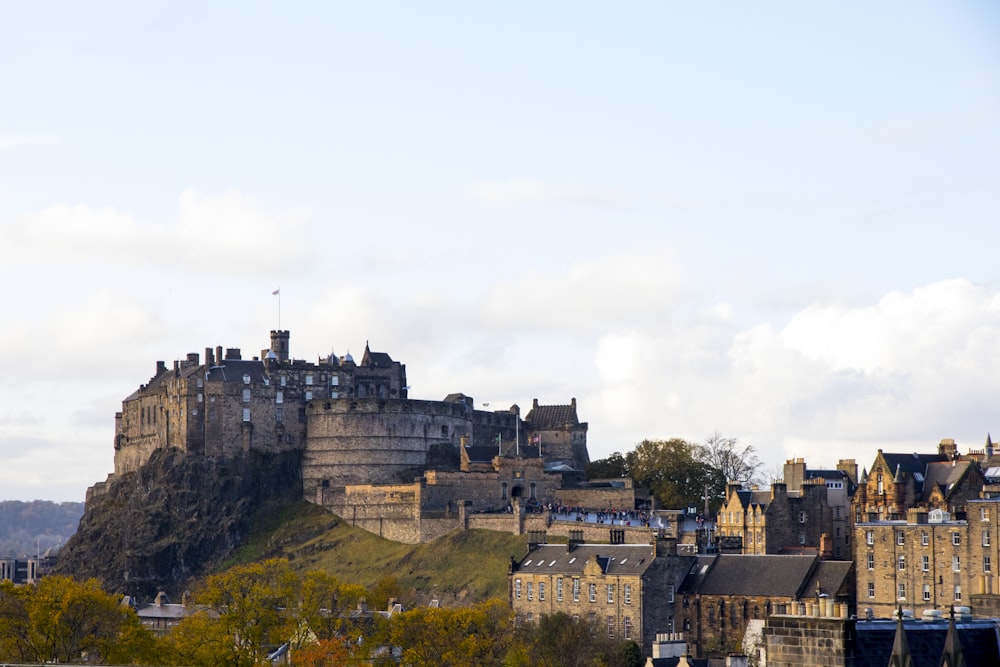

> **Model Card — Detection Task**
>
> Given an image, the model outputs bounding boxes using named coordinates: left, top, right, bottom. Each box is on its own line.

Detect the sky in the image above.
left=1, top=2, right=999, bottom=502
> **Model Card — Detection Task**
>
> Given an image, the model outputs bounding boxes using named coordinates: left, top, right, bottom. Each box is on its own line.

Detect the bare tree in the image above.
left=698, top=432, right=763, bottom=487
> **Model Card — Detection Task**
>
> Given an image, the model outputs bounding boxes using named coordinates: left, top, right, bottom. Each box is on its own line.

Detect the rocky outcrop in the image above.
left=54, top=447, right=302, bottom=599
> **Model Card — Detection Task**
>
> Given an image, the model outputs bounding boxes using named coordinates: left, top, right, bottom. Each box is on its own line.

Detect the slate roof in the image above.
left=523, top=401, right=579, bottom=428
left=922, top=461, right=972, bottom=498
left=361, top=344, right=395, bottom=368
left=880, top=452, right=948, bottom=477
left=464, top=445, right=497, bottom=463
left=681, top=554, right=820, bottom=598
left=731, top=489, right=772, bottom=510
left=854, top=618, right=1000, bottom=667
left=513, top=544, right=658, bottom=577
left=802, top=560, right=853, bottom=598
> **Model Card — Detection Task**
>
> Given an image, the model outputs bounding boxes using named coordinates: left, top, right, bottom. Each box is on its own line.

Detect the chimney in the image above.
left=205, top=347, right=214, bottom=365
left=216, top=346, right=223, bottom=365
left=156, top=361, right=166, bottom=376
left=225, top=347, right=241, bottom=360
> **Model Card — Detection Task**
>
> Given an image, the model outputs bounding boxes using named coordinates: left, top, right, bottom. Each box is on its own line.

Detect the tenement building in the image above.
left=509, top=540, right=693, bottom=652
left=716, top=456, right=856, bottom=559
left=852, top=440, right=999, bottom=617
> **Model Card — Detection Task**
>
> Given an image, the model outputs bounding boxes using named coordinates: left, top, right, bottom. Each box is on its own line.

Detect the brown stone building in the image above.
left=851, top=441, right=998, bottom=617
left=509, top=541, right=693, bottom=653
left=675, top=554, right=854, bottom=658
left=715, top=464, right=855, bottom=560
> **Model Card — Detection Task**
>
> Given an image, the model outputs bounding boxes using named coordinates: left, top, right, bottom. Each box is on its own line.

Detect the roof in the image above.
left=513, top=544, right=658, bottom=577
left=802, top=560, right=854, bottom=598
left=683, top=554, right=821, bottom=598
left=464, top=445, right=497, bottom=463
left=523, top=400, right=579, bottom=429
left=922, top=461, right=972, bottom=498
left=855, top=618, right=999, bottom=667
left=361, top=344, right=395, bottom=368
left=879, top=452, right=948, bottom=478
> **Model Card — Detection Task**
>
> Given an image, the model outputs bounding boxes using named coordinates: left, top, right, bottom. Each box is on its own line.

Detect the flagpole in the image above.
left=273, top=288, right=281, bottom=329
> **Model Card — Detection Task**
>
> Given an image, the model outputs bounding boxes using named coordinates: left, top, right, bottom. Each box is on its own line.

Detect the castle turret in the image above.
left=270, top=330, right=290, bottom=362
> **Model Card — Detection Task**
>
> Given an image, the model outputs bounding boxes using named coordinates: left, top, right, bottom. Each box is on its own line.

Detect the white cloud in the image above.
left=0, top=134, right=59, bottom=149
left=0, top=190, right=315, bottom=271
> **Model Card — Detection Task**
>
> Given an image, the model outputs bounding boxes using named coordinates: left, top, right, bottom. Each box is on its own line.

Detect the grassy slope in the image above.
left=223, top=500, right=529, bottom=604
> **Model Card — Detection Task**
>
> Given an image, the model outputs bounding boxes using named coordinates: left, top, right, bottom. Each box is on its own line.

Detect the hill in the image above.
left=224, top=499, right=529, bottom=604
left=0, top=500, right=84, bottom=557
left=55, top=447, right=527, bottom=604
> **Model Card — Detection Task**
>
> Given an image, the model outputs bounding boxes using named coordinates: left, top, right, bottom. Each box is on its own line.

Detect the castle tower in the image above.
left=270, top=330, right=290, bottom=362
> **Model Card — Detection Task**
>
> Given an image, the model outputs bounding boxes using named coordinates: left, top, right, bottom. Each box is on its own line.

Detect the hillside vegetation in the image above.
left=224, top=499, right=530, bottom=605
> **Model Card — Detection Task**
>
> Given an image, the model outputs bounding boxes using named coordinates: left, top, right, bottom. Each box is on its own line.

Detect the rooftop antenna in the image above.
left=272, top=288, right=281, bottom=329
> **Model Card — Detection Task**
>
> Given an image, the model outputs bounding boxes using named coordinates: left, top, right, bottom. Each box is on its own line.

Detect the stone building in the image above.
left=675, top=554, right=854, bottom=659
left=851, top=441, right=998, bottom=617
left=114, top=331, right=407, bottom=475
left=715, top=472, right=853, bottom=559
left=509, top=541, right=694, bottom=653
left=104, top=328, right=599, bottom=544
left=763, top=606, right=1000, bottom=667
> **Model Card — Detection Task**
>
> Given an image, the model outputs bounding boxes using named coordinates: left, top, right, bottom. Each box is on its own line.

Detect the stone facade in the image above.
left=509, top=542, right=694, bottom=652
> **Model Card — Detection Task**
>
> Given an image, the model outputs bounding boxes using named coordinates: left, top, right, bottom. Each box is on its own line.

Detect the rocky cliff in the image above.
left=54, top=447, right=302, bottom=599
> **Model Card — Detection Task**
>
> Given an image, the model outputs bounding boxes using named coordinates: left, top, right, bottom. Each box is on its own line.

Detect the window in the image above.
left=922, top=531, right=929, bottom=546
left=897, top=531, right=905, bottom=545
left=922, top=555, right=929, bottom=572
left=923, top=584, right=931, bottom=601
left=330, top=375, right=339, bottom=386
left=898, top=555, right=906, bottom=570
left=982, top=506, right=991, bottom=522
left=573, top=579, right=580, bottom=602
left=607, top=585, right=614, bottom=604
left=589, top=583, right=597, bottom=603
left=623, top=616, right=632, bottom=640
left=985, top=556, right=992, bottom=573
left=877, top=474, right=884, bottom=494
left=242, top=408, right=251, bottom=422
left=799, top=511, right=807, bottom=523
left=280, top=375, right=286, bottom=387
left=557, top=578, right=563, bottom=602
left=668, top=584, right=674, bottom=603
left=866, top=531, right=874, bottom=546
left=242, top=374, right=251, bottom=385
left=515, top=579, right=522, bottom=599
left=305, top=390, right=313, bottom=400
left=275, top=407, right=283, bottom=423
left=984, top=530, right=991, bottom=547
left=607, top=615, right=615, bottom=638
left=953, top=533, right=961, bottom=546
left=242, top=388, right=251, bottom=403
left=868, top=582, right=875, bottom=598
left=623, top=583, right=632, bottom=604
left=305, top=375, right=314, bottom=385
left=527, top=582, right=533, bottom=601
left=898, top=583, right=906, bottom=600
left=276, top=391, right=283, bottom=404
left=954, top=585, right=962, bottom=601
left=953, top=555, right=961, bottom=572
left=539, top=582, right=545, bottom=601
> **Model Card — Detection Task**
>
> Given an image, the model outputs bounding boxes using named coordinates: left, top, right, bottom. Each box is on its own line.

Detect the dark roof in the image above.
left=524, top=401, right=579, bottom=428
left=513, top=544, right=658, bottom=577
left=686, top=554, right=820, bottom=598
left=464, top=445, right=497, bottom=463
left=880, top=452, right=948, bottom=477
left=802, top=560, right=853, bottom=598
left=361, top=344, right=395, bottom=368
left=855, top=618, right=1000, bottom=667
left=922, top=461, right=972, bottom=498
left=204, top=358, right=269, bottom=384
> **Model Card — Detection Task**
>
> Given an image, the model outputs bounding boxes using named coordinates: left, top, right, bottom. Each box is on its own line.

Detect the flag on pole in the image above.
left=272, top=289, right=280, bottom=295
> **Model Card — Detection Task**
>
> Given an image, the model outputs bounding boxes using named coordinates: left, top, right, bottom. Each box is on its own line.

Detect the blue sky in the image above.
left=1, top=2, right=999, bottom=501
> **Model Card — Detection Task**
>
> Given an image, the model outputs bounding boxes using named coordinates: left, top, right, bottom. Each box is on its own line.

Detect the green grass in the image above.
left=223, top=500, right=529, bottom=603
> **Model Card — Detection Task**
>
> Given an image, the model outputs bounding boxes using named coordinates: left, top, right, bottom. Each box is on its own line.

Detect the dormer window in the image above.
left=243, top=374, right=251, bottom=385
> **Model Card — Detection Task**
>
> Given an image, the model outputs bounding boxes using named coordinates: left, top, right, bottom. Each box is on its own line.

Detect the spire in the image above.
left=894, top=463, right=905, bottom=483
left=860, top=467, right=868, bottom=484
left=888, top=607, right=913, bottom=667
left=939, top=606, right=966, bottom=667
left=987, top=433, right=994, bottom=458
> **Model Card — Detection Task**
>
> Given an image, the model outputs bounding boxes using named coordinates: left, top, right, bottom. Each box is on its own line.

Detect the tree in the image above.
left=0, top=576, right=153, bottom=664
left=700, top=432, right=763, bottom=487
left=585, top=452, right=628, bottom=480
left=626, top=439, right=718, bottom=510
left=389, top=599, right=514, bottom=667
left=522, top=612, right=623, bottom=667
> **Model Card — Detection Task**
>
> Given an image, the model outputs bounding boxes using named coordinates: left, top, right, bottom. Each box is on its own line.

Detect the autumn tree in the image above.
left=0, top=576, right=154, bottom=664
left=626, top=438, right=718, bottom=510
left=389, top=598, right=514, bottom=667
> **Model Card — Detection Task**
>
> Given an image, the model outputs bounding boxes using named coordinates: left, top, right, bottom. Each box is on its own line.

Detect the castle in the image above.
left=105, top=330, right=594, bottom=542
